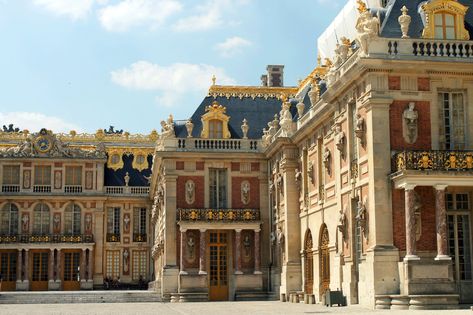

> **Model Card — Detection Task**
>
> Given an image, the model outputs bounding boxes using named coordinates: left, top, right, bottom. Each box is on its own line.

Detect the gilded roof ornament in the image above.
left=208, top=85, right=298, bottom=100
left=357, top=0, right=368, bottom=13
left=212, top=74, right=216, bottom=86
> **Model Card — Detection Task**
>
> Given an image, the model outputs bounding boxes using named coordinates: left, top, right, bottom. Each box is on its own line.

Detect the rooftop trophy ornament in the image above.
left=104, top=126, right=123, bottom=135
left=398, top=5, right=411, bottom=39
left=185, top=119, right=194, bottom=138
left=241, top=119, right=249, bottom=139
left=2, top=124, right=20, bottom=133
left=355, top=113, right=365, bottom=146
left=296, top=97, right=305, bottom=118
left=355, top=0, right=379, bottom=57
left=403, top=102, right=418, bottom=144
left=160, top=114, right=175, bottom=139
left=335, top=125, right=345, bottom=159
left=308, top=80, right=320, bottom=107
left=279, top=94, right=293, bottom=137
left=333, top=38, right=351, bottom=68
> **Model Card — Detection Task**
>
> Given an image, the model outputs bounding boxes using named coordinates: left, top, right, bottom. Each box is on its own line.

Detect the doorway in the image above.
left=63, top=250, right=81, bottom=290
left=0, top=251, right=17, bottom=291
left=208, top=231, right=228, bottom=301
left=304, top=230, right=314, bottom=294
left=31, top=251, right=49, bottom=291
left=319, top=224, right=330, bottom=298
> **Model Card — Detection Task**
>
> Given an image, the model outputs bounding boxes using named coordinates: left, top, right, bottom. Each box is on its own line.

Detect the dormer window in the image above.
left=434, top=12, right=455, bottom=39
left=201, top=101, right=231, bottom=139
left=422, top=0, right=470, bottom=40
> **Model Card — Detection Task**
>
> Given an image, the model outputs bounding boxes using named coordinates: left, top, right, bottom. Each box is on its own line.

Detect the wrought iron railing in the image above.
left=0, top=234, right=93, bottom=243
left=106, top=233, right=121, bottom=242
left=133, top=233, right=147, bottom=242
left=177, top=208, right=260, bottom=222
left=393, top=150, right=473, bottom=172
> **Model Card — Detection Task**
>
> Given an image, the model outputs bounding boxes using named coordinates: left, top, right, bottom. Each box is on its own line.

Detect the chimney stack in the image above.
left=266, top=65, right=284, bottom=87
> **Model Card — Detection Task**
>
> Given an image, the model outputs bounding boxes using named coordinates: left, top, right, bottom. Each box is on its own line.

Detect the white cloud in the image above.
left=0, top=112, right=83, bottom=133
left=173, top=0, right=248, bottom=32
left=34, top=0, right=95, bottom=20
left=215, top=36, right=252, bottom=58
left=98, top=0, right=182, bottom=32
left=111, top=61, right=236, bottom=107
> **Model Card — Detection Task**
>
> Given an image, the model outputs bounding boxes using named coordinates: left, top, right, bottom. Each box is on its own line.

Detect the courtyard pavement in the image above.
left=1, top=301, right=472, bottom=315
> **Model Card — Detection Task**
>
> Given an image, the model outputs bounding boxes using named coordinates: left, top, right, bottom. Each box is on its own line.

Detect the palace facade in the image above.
left=1, top=0, right=473, bottom=310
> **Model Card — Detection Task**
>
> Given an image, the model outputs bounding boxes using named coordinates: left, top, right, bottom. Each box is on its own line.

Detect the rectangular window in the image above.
left=133, top=207, right=146, bottom=236
left=34, top=165, right=51, bottom=186
left=65, top=166, right=82, bottom=186
left=107, top=207, right=121, bottom=237
left=209, top=169, right=227, bottom=208
left=132, top=250, right=147, bottom=281
left=106, top=250, right=120, bottom=279
left=209, top=120, right=223, bottom=139
left=439, top=92, right=466, bottom=150
left=2, top=165, right=20, bottom=185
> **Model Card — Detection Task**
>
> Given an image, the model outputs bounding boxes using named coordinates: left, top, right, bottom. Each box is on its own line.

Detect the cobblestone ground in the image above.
left=1, top=302, right=472, bottom=315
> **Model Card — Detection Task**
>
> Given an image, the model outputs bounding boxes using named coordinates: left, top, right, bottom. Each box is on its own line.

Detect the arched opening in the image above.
left=33, top=203, right=50, bottom=235
left=303, top=229, right=314, bottom=294
left=65, top=203, right=81, bottom=235
left=1, top=202, right=19, bottom=235
left=319, top=224, right=330, bottom=297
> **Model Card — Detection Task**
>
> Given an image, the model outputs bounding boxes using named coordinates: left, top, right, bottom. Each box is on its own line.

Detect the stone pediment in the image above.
left=0, top=128, right=107, bottom=159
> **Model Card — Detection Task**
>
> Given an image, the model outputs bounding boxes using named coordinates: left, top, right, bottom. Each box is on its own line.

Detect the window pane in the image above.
left=434, top=14, right=443, bottom=25
left=445, top=27, right=455, bottom=40
left=34, top=166, right=51, bottom=185
left=445, top=14, right=454, bottom=26
left=434, top=27, right=444, bottom=39
left=3, top=166, right=20, bottom=185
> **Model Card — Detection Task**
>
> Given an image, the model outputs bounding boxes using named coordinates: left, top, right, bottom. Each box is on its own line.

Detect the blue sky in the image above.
left=0, top=0, right=345, bottom=134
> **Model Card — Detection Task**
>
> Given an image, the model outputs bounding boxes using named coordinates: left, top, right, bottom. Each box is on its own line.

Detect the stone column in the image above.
left=234, top=229, right=243, bottom=274
left=179, top=228, right=187, bottom=275
left=254, top=228, right=262, bottom=274
left=56, top=249, right=62, bottom=283
left=17, top=249, right=23, bottom=281
left=49, top=249, right=55, bottom=281
left=404, top=186, right=420, bottom=261
left=88, top=249, right=94, bottom=280
left=434, top=185, right=451, bottom=260
left=23, top=249, right=29, bottom=281
left=199, top=229, right=207, bottom=275
left=80, top=249, right=87, bottom=281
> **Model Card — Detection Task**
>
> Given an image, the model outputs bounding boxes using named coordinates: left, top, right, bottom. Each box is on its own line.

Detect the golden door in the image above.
left=31, top=252, right=49, bottom=291
left=63, top=251, right=81, bottom=290
left=208, top=231, right=228, bottom=301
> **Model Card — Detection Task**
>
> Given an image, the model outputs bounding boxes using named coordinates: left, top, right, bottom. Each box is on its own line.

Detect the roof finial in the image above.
left=357, top=0, right=368, bottom=13
left=317, top=54, right=321, bottom=67
left=211, top=74, right=216, bottom=86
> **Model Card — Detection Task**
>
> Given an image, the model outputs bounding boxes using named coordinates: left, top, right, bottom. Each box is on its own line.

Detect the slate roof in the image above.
left=174, top=95, right=289, bottom=139
left=379, top=0, right=473, bottom=39
left=104, top=154, right=152, bottom=186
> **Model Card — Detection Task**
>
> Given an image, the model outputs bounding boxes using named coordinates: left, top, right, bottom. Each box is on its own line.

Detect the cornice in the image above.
left=208, top=85, right=298, bottom=100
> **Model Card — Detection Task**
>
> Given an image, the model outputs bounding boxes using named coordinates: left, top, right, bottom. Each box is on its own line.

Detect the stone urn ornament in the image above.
left=398, top=5, right=411, bottom=39
left=185, top=119, right=194, bottom=138
left=241, top=119, right=249, bottom=139
left=296, top=98, right=305, bottom=118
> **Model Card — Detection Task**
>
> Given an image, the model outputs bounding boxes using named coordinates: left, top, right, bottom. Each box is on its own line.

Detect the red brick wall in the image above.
left=232, top=177, right=260, bottom=209
left=392, top=186, right=437, bottom=252
left=196, top=161, right=204, bottom=170
left=231, top=162, right=240, bottom=172
left=176, top=176, right=204, bottom=208
left=251, top=162, right=260, bottom=172
left=418, top=77, right=430, bottom=91
left=388, top=76, right=401, bottom=90
left=389, top=101, right=431, bottom=150
left=176, top=161, right=184, bottom=170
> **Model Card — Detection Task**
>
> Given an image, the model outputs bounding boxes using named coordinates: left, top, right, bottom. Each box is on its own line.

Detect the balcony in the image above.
left=177, top=208, right=260, bottom=222
left=33, top=185, right=51, bottom=193
left=106, top=233, right=121, bottom=242
left=105, top=186, right=149, bottom=196
left=1, top=185, right=20, bottom=192
left=159, top=138, right=261, bottom=153
left=64, top=185, right=83, bottom=193
left=393, top=150, right=473, bottom=173
left=0, top=234, right=94, bottom=244
left=133, top=233, right=147, bottom=242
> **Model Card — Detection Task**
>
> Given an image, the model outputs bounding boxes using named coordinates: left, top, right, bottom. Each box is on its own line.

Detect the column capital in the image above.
left=434, top=184, right=448, bottom=191
left=235, top=229, right=242, bottom=233
left=199, top=229, right=207, bottom=233
left=403, top=183, right=417, bottom=190
left=180, top=227, right=188, bottom=232
left=254, top=228, right=261, bottom=233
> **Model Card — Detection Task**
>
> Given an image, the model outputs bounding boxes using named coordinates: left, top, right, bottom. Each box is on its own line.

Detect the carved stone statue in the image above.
left=295, top=168, right=302, bottom=194
left=2, top=124, right=20, bottom=133
left=355, top=1, right=379, bottom=57
left=185, top=180, right=195, bottom=205
left=241, top=181, right=250, bottom=205
left=124, top=172, right=130, bottom=187
left=241, top=119, right=249, bottom=139
left=160, top=114, right=175, bottom=139
left=335, top=125, right=345, bottom=158
left=187, top=235, right=195, bottom=260
left=123, top=249, right=129, bottom=273
left=337, top=208, right=347, bottom=240
left=296, top=98, right=305, bottom=118
left=323, top=148, right=331, bottom=174
left=355, top=199, right=367, bottom=235
left=403, top=102, right=418, bottom=144
left=185, top=119, right=194, bottom=138
left=279, top=98, right=293, bottom=137
left=308, top=81, right=320, bottom=107
left=355, top=114, right=365, bottom=146
left=243, top=234, right=251, bottom=257
left=308, top=161, right=314, bottom=185
left=398, top=5, right=411, bottom=39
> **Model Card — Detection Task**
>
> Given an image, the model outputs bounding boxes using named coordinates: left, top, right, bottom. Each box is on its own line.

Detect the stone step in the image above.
left=169, top=292, right=208, bottom=303
left=235, top=291, right=279, bottom=301
left=0, top=291, right=162, bottom=304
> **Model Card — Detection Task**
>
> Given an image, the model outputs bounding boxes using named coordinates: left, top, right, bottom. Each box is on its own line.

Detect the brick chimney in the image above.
left=266, top=65, right=284, bottom=87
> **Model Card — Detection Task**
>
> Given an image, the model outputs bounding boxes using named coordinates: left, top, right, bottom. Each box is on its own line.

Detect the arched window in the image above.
left=33, top=203, right=50, bottom=234
left=209, top=119, right=223, bottom=139
left=1, top=203, right=19, bottom=235
left=65, top=203, right=81, bottom=235
left=434, top=12, right=455, bottom=39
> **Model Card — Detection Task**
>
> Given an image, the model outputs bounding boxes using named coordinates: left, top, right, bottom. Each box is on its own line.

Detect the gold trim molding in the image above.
left=208, top=85, right=298, bottom=100
left=106, top=147, right=154, bottom=171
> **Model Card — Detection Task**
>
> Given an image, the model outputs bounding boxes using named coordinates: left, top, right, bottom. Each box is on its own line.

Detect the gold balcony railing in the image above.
left=177, top=208, right=260, bottom=222
left=393, top=150, right=473, bottom=172
left=0, top=234, right=94, bottom=243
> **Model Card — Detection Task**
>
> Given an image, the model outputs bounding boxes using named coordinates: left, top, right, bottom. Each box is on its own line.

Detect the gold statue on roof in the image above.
left=357, top=0, right=368, bottom=13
